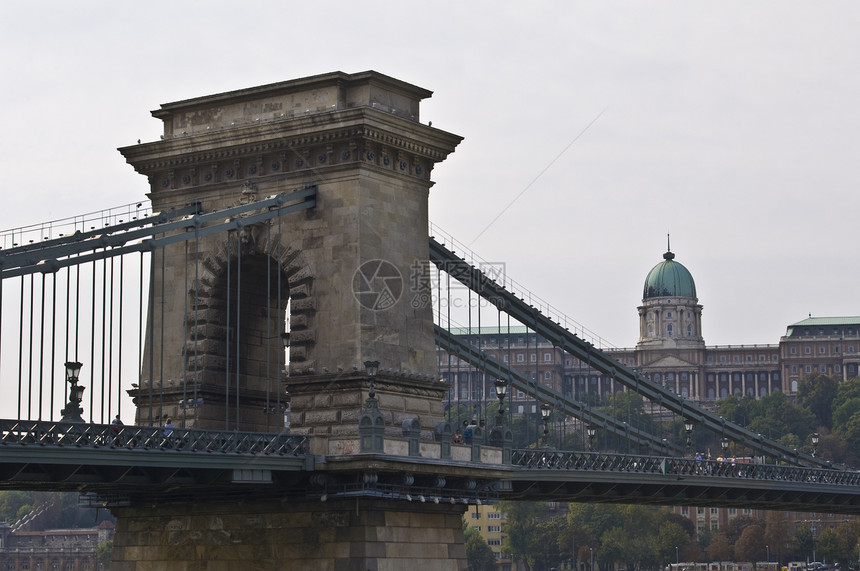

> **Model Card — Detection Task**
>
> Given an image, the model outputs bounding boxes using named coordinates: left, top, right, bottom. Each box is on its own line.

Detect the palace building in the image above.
left=438, top=245, right=860, bottom=417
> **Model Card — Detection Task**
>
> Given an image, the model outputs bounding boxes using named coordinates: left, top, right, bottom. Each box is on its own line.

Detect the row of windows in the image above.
left=707, top=354, right=778, bottom=364
left=788, top=345, right=855, bottom=355
left=469, top=525, right=503, bottom=533
left=802, top=328, right=857, bottom=336
left=790, top=364, right=842, bottom=374
left=471, top=512, right=504, bottom=519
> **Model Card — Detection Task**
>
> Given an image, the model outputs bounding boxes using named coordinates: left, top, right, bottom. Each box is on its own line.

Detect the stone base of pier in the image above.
left=110, top=498, right=468, bottom=570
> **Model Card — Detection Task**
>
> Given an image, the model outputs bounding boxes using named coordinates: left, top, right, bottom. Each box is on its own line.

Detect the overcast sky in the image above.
left=1, top=1, right=858, bottom=349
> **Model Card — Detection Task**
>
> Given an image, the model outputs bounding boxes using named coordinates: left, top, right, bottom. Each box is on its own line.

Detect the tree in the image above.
left=96, top=540, right=113, bottom=569
left=797, top=373, right=838, bottom=430
left=706, top=532, right=732, bottom=562
left=817, top=527, right=845, bottom=565
left=0, top=491, right=33, bottom=523
left=501, top=501, right=550, bottom=570
left=734, top=524, right=766, bottom=562
left=465, top=525, right=497, bottom=571
left=794, top=525, right=814, bottom=562
left=654, top=521, right=692, bottom=566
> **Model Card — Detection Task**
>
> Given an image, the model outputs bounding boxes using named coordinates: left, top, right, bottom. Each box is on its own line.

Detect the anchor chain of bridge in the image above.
left=429, top=236, right=833, bottom=470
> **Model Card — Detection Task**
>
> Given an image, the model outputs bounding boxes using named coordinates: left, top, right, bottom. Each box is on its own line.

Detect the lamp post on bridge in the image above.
left=494, top=379, right=507, bottom=426
left=586, top=425, right=596, bottom=452
left=540, top=403, right=551, bottom=447
left=720, top=436, right=730, bottom=458
left=684, top=420, right=694, bottom=457
left=60, top=361, right=85, bottom=423
left=811, top=432, right=819, bottom=458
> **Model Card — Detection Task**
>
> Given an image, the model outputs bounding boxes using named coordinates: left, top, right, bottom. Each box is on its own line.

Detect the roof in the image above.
left=785, top=316, right=860, bottom=337
left=788, top=316, right=860, bottom=327
left=643, top=250, right=697, bottom=300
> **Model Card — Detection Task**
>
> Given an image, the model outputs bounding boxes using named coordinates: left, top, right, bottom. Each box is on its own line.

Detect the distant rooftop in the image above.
left=785, top=316, right=860, bottom=337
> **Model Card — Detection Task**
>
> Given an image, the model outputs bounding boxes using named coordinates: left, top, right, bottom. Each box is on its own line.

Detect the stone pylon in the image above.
left=113, top=72, right=473, bottom=570
left=120, top=71, right=462, bottom=436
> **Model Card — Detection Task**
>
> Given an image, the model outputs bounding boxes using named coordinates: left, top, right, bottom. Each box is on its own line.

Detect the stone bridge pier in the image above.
left=113, top=71, right=474, bottom=569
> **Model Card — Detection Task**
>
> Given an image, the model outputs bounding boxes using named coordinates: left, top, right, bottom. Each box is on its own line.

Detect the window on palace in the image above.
left=667, top=311, right=673, bottom=318
left=488, top=526, right=501, bottom=533
left=697, top=507, right=704, bottom=515
left=488, top=513, right=501, bottom=519
left=503, top=355, right=509, bottom=363
left=711, top=508, right=718, bottom=514
left=473, top=526, right=481, bottom=531
left=544, top=371, right=551, bottom=380
left=835, top=364, right=841, bottom=373
left=791, top=347, right=797, bottom=354
left=544, top=353, right=552, bottom=362
left=681, top=507, right=689, bottom=515
left=720, top=356, right=726, bottom=363
left=667, top=324, right=673, bottom=336
left=488, top=539, right=502, bottom=546
left=734, top=356, right=740, bottom=363
left=791, top=365, right=797, bottom=373
left=805, top=366, right=812, bottom=373
left=530, top=354, right=536, bottom=362
left=711, top=521, right=719, bottom=530
left=687, top=325, right=693, bottom=335
left=746, top=355, right=752, bottom=362
left=517, top=354, right=524, bottom=363
left=835, top=346, right=840, bottom=353
left=821, top=366, right=827, bottom=373
left=805, top=347, right=811, bottom=354
left=471, top=512, right=481, bottom=519
left=729, top=508, right=737, bottom=515
left=565, top=359, right=571, bottom=366
left=517, top=390, right=524, bottom=398
left=820, top=346, right=826, bottom=354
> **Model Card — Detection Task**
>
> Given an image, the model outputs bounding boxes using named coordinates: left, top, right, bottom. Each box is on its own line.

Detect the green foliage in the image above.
left=500, top=500, right=550, bottom=567
left=797, top=373, right=838, bottom=429
left=464, top=526, right=497, bottom=571
left=817, top=527, right=845, bottom=564
left=0, top=491, right=33, bottom=523
left=717, top=392, right=815, bottom=446
left=833, top=397, right=860, bottom=428
left=96, top=539, right=113, bottom=568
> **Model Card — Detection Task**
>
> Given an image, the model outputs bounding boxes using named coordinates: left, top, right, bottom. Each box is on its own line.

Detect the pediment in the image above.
left=640, top=354, right=697, bottom=369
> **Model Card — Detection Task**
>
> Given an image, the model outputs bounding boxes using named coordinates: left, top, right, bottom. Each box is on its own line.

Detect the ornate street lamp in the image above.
left=494, top=379, right=507, bottom=418
left=540, top=403, right=551, bottom=445
left=586, top=425, right=597, bottom=452
left=359, top=360, right=383, bottom=452
left=684, top=420, right=694, bottom=457
left=811, top=432, right=820, bottom=458
left=363, top=360, right=380, bottom=397
left=60, top=361, right=85, bottom=422
left=720, top=437, right=730, bottom=457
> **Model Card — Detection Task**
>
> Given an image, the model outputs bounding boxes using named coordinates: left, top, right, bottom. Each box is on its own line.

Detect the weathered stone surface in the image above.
left=111, top=499, right=467, bottom=570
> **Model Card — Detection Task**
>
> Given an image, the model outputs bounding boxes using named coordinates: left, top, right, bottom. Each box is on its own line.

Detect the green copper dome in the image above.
left=643, top=250, right=697, bottom=299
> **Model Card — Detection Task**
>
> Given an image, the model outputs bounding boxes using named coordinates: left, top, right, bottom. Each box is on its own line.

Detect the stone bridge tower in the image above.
left=120, top=71, right=462, bottom=437
left=114, top=71, right=471, bottom=570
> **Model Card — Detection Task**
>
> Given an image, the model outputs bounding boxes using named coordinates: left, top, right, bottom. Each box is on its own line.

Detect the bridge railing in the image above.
left=512, top=449, right=860, bottom=486
left=0, top=419, right=308, bottom=457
